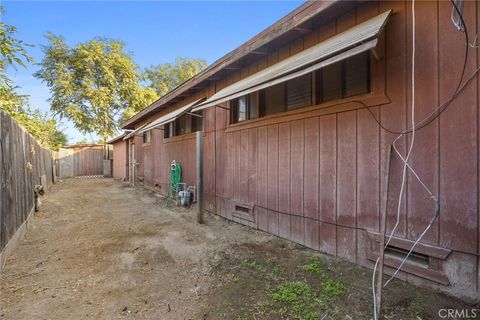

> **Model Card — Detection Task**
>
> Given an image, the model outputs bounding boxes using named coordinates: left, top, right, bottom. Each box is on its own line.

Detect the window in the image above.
left=164, top=111, right=203, bottom=138
left=228, top=52, right=371, bottom=124
left=344, top=52, right=370, bottom=97
left=164, top=122, right=174, bottom=139
left=143, top=131, right=151, bottom=144
left=287, top=74, right=311, bottom=110
left=262, top=74, right=311, bottom=116
left=231, top=92, right=259, bottom=124
left=318, top=62, right=343, bottom=102
left=263, top=83, right=286, bottom=116
left=249, top=92, right=259, bottom=119
left=316, top=51, right=370, bottom=104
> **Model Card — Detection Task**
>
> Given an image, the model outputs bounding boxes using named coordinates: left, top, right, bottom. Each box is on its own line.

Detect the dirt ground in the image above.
left=0, top=179, right=477, bottom=320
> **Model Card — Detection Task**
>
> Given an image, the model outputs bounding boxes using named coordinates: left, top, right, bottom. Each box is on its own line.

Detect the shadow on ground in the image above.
left=0, top=179, right=476, bottom=320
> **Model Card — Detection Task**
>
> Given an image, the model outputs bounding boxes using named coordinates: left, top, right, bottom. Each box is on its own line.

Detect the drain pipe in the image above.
left=196, top=131, right=204, bottom=224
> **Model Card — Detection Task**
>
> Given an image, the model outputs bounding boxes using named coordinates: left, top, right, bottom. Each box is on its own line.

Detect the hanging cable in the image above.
left=384, top=0, right=471, bottom=284
left=372, top=0, right=416, bottom=317
left=371, top=0, right=472, bottom=318
left=451, top=0, right=465, bottom=32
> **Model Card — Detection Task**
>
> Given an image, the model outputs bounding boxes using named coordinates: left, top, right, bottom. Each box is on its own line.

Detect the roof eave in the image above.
left=121, top=0, right=344, bottom=129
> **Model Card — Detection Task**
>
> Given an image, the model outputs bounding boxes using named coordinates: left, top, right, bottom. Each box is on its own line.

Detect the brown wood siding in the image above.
left=128, top=0, right=479, bottom=301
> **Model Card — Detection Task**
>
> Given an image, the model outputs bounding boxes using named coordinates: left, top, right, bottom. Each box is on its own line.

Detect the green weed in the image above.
left=269, top=281, right=324, bottom=320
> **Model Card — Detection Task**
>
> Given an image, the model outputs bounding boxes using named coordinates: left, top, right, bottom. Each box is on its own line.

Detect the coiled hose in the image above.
left=165, top=161, right=181, bottom=207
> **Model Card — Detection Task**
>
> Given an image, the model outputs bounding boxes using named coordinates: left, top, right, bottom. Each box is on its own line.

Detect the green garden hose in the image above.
left=165, top=161, right=182, bottom=207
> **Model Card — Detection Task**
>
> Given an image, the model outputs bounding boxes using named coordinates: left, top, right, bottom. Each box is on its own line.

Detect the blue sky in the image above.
left=3, top=0, right=302, bottom=143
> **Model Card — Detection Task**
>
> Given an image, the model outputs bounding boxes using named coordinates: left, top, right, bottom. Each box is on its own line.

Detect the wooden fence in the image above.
left=58, top=145, right=106, bottom=178
left=0, top=111, right=56, bottom=253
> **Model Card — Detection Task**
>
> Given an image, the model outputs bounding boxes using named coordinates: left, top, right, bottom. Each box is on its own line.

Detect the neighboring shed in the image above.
left=116, top=0, right=480, bottom=302
left=107, top=134, right=128, bottom=181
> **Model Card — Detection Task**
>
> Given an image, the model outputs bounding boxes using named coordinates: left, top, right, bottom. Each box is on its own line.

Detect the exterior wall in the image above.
left=129, top=128, right=197, bottom=196
left=112, top=141, right=127, bottom=180
left=128, top=1, right=480, bottom=301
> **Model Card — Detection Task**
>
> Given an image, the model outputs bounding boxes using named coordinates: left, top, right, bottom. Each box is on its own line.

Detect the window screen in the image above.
left=164, top=112, right=202, bottom=138
left=317, top=62, right=343, bottom=103
left=164, top=122, right=174, bottom=138
left=316, top=52, right=370, bottom=104
left=249, top=92, right=259, bottom=120
left=344, top=52, right=370, bottom=97
left=192, top=111, right=203, bottom=132
left=263, top=83, right=285, bottom=116
left=287, top=74, right=311, bottom=110
left=237, top=96, right=247, bottom=122
left=231, top=92, right=259, bottom=124
left=143, top=131, right=151, bottom=144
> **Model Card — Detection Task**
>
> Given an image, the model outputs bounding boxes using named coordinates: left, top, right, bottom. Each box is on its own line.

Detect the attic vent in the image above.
left=384, top=245, right=429, bottom=267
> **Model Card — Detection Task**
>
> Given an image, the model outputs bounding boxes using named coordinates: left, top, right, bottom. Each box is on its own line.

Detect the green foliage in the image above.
left=321, top=279, right=345, bottom=298
left=269, top=281, right=324, bottom=320
left=0, top=9, right=65, bottom=150
left=1, top=85, right=67, bottom=150
left=143, top=57, right=207, bottom=97
left=74, top=138, right=89, bottom=145
left=34, top=34, right=158, bottom=142
left=0, top=6, right=33, bottom=87
left=299, top=261, right=325, bottom=275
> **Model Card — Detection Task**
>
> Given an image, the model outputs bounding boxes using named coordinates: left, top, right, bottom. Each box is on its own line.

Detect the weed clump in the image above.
left=322, top=279, right=345, bottom=298
left=269, top=281, right=325, bottom=320
left=299, top=261, right=325, bottom=275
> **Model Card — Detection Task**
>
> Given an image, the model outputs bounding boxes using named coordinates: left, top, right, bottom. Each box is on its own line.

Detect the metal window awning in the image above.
left=192, top=10, right=392, bottom=112
left=123, top=98, right=204, bottom=140
left=123, top=123, right=148, bottom=140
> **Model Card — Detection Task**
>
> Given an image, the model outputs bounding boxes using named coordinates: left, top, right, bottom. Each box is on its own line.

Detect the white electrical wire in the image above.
left=372, top=0, right=477, bottom=317
left=388, top=0, right=417, bottom=251
left=372, top=1, right=416, bottom=318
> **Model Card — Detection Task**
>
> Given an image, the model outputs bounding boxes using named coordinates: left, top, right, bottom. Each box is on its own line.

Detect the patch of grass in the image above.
left=299, top=261, right=325, bottom=275
left=321, top=279, right=345, bottom=298
left=268, top=281, right=325, bottom=320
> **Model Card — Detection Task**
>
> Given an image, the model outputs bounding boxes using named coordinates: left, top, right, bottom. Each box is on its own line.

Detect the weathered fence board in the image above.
left=58, top=145, right=105, bottom=178
left=0, top=111, right=56, bottom=253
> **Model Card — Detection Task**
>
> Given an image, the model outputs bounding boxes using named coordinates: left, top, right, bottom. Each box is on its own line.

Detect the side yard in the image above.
left=0, top=179, right=475, bottom=319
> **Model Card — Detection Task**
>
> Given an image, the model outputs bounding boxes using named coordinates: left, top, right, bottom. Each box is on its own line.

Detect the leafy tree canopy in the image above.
left=34, top=34, right=158, bottom=142
left=0, top=85, right=68, bottom=150
left=144, top=57, right=207, bottom=97
left=0, top=6, right=33, bottom=87
left=0, top=7, right=66, bottom=150
left=119, top=57, right=207, bottom=125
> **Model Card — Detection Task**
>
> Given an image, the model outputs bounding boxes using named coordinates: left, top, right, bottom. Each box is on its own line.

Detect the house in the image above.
left=117, top=1, right=480, bottom=301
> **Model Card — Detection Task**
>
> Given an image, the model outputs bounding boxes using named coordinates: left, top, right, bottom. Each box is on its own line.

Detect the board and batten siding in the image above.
left=131, top=1, right=479, bottom=301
